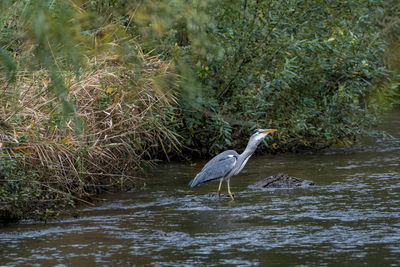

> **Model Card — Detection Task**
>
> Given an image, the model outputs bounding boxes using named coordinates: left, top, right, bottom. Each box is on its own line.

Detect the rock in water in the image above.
left=249, top=173, right=315, bottom=189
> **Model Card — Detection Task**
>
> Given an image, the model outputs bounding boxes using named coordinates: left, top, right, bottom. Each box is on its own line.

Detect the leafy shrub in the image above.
left=175, top=0, right=390, bottom=151
left=0, top=154, right=72, bottom=222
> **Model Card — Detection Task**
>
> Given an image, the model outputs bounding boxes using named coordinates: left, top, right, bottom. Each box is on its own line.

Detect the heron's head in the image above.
left=250, top=129, right=277, bottom=142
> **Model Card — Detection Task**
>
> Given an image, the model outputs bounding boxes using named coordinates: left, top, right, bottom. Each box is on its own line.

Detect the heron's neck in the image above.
left=239, top=141, right=258, bottom=160
left=234, top=140, right=260, bottom=175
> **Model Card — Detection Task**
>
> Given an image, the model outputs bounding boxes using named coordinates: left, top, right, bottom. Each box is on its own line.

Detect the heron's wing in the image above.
left=189, top=150, right=238, bottom=187
left=201, top=150, right=238, bottom=170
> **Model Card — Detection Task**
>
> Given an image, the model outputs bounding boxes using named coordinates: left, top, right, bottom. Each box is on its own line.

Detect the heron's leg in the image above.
left=217, top=178, right=223, bottom=199
left=227, top=179, right=234, bottom=201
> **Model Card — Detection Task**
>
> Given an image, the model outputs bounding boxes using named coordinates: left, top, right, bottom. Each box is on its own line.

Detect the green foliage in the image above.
left=0, top=154, right=72, bottom=222
left=373, top=0, right=400, bottom=110
left=131, top=0, right=394, bottom=151
left=194, top=1, right=390, bottom=149
left=0, top=48, right=16, bottom=82
left=1, top=0, right=84, bottom=122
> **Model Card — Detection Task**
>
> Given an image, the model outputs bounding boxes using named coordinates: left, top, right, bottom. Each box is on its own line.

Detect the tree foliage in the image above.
left=150, top=0, right=391, bottom=151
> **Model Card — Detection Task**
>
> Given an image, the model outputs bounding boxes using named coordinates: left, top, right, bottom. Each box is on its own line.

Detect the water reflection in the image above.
left=0, top=111, right=399, bottom=266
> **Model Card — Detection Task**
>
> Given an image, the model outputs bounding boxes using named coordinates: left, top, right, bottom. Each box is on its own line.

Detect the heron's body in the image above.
left=188, top=150, right=238, bottom=187
left=189, top=129, right=277, bottom=200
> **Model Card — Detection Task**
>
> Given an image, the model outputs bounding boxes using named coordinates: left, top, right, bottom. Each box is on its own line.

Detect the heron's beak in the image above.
left=261, top=129, right=277, bottom=134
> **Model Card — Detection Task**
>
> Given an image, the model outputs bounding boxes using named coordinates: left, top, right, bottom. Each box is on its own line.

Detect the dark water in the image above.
left=1, top=112, right=400, bottom=266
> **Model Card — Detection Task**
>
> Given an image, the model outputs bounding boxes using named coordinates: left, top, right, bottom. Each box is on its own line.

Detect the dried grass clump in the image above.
left=0, top=48, right=181, bottom=212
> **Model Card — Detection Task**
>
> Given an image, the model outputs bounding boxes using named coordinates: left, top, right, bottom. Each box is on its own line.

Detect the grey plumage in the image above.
left=188, top=150, right=238, bottom=187
left=189, top=129, right=277, bottom=200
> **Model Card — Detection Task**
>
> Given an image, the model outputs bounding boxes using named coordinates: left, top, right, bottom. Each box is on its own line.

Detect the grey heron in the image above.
left=189, top=129, right=277, bottom=200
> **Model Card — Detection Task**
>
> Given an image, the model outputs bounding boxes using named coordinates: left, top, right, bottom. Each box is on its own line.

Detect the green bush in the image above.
left=0, top=154, right=73, bottom=222
left=171, top=0, right=391, bottom=151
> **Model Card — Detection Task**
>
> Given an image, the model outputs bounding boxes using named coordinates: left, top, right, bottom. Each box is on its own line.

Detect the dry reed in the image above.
left=0, top=47, right=181, bottom=214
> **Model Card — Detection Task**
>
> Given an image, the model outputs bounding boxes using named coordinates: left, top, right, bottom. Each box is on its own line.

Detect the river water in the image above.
left=1, top=111, right=400, bottom=266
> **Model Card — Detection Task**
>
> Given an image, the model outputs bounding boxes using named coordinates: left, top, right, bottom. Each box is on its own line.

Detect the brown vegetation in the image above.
left=0, top=47, right=180, bottom=219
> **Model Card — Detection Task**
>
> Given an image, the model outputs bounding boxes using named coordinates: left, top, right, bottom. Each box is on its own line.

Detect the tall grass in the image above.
left=0, top=0, right=185, bottom=221
left=0, top=46, right=181, bottom=221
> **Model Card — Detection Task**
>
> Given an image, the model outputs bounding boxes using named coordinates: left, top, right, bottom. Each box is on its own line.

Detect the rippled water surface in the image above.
left=1, top=111, right=400, bottom=266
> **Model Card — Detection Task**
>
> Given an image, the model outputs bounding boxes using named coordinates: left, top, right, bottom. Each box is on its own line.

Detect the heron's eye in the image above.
left=251, top=129, right=258, bottom=136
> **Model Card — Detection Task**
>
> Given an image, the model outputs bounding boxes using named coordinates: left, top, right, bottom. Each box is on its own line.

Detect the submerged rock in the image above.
left=249, top=173, right=315, bottom=189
